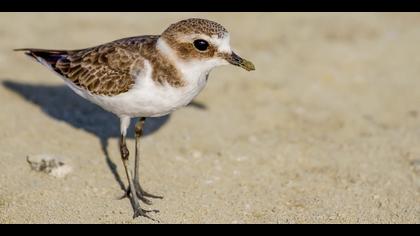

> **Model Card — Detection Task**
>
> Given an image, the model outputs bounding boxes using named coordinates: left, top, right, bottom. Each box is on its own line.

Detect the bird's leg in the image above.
left=132, top=117, right=163, bottom=204
left=119, top=117, right=157, bottom=220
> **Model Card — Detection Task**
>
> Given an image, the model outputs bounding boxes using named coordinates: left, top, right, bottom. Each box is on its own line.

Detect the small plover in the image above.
left=15, top=18, right=255, bottom=220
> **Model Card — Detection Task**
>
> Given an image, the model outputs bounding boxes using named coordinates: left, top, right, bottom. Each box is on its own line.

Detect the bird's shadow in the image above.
left=3, top=80, right=207, bottom=191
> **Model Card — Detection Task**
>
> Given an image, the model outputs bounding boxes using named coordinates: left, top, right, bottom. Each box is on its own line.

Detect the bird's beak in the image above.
left=224, top=51, right=255, bottom=71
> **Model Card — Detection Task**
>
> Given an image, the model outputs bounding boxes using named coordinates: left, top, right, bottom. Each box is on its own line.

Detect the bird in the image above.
left=15, top=18, right=255, bottom=220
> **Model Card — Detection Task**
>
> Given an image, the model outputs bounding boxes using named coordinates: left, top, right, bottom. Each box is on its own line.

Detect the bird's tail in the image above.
left=14, top=48, right=68, bottom=67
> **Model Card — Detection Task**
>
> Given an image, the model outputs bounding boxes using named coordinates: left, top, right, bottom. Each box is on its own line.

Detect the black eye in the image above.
left=193, top=39, right=209, bottom=51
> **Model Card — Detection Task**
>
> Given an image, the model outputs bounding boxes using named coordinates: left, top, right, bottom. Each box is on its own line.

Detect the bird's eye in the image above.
left=193, top=39, right=209, bottom=51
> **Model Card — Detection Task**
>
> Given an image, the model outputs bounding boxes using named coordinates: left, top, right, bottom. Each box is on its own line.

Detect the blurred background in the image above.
left=0, top=13, right=419, bottom=223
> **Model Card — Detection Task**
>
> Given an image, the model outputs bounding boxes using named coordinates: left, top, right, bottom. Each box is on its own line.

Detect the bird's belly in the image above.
left=86, top=79, right=207, bottom=118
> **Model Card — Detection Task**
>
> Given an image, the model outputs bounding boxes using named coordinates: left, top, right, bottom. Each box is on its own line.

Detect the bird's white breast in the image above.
left=69, top=59, right=209, bottom=118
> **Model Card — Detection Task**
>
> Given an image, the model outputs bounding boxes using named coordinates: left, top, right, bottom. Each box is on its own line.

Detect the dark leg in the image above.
left=100, top=137, right=126, bottom=191
left=133, top=117, right=163, bottom=204
left=119, top=117, right=157, bottom=221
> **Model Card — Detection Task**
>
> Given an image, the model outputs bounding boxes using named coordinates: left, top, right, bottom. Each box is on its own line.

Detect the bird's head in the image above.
left=157, top=18, right=255, bottom=74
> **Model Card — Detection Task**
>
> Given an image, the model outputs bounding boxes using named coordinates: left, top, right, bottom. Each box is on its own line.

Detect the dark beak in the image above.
left=225, top=51, right=255, bottom=71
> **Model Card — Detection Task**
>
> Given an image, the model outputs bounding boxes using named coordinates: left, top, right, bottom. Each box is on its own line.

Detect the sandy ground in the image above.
left=0, top=13, right=419, bottom=224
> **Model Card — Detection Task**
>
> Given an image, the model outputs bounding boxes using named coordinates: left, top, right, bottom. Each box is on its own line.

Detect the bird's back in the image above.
left=15, top=35, right=160, bottom=96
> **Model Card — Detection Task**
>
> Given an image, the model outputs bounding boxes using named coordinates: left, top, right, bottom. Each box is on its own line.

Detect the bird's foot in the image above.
left=133, top=206, right=160, bottom=222
left=129, top=197, right=160, bottom=222
left=119, top=182, right=163, bottom=205
left=134, top=181, right=164, bottom=200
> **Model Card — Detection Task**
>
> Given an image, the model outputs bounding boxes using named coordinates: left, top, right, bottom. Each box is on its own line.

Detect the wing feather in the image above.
left=16, top=36, right=159, bottom=96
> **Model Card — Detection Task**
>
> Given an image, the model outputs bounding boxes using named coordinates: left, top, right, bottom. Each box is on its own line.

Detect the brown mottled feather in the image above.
left=17, top=35, right=184, bottom=96
left=56, top=36, right=154, bottom=96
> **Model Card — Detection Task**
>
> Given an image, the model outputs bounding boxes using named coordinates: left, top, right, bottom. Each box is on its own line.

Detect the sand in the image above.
left=0, top=13, right=419, bottom=224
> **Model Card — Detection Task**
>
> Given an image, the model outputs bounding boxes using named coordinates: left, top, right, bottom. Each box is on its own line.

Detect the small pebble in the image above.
left=26, top=154, right=73, bottom=178
left=192, top=150, right=202, bottom=158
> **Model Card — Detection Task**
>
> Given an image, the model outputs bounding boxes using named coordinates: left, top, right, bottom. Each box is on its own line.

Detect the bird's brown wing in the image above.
left=56, top=45, right=140, bottom=96
left=16, top=36, right=158, bottom=96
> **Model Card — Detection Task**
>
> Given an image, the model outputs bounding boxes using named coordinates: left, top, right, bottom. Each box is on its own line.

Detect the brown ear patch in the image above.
left=172, top=42, right=217, bottom=61
left=161, top=35, right=218, bottom=62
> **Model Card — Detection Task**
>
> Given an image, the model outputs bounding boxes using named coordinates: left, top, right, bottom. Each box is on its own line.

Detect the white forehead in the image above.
left=210, top=33, right=231, bottom=53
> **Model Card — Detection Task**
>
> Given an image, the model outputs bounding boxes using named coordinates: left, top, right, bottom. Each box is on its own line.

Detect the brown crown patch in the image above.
left=162, top=18, right=228, bottom=39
